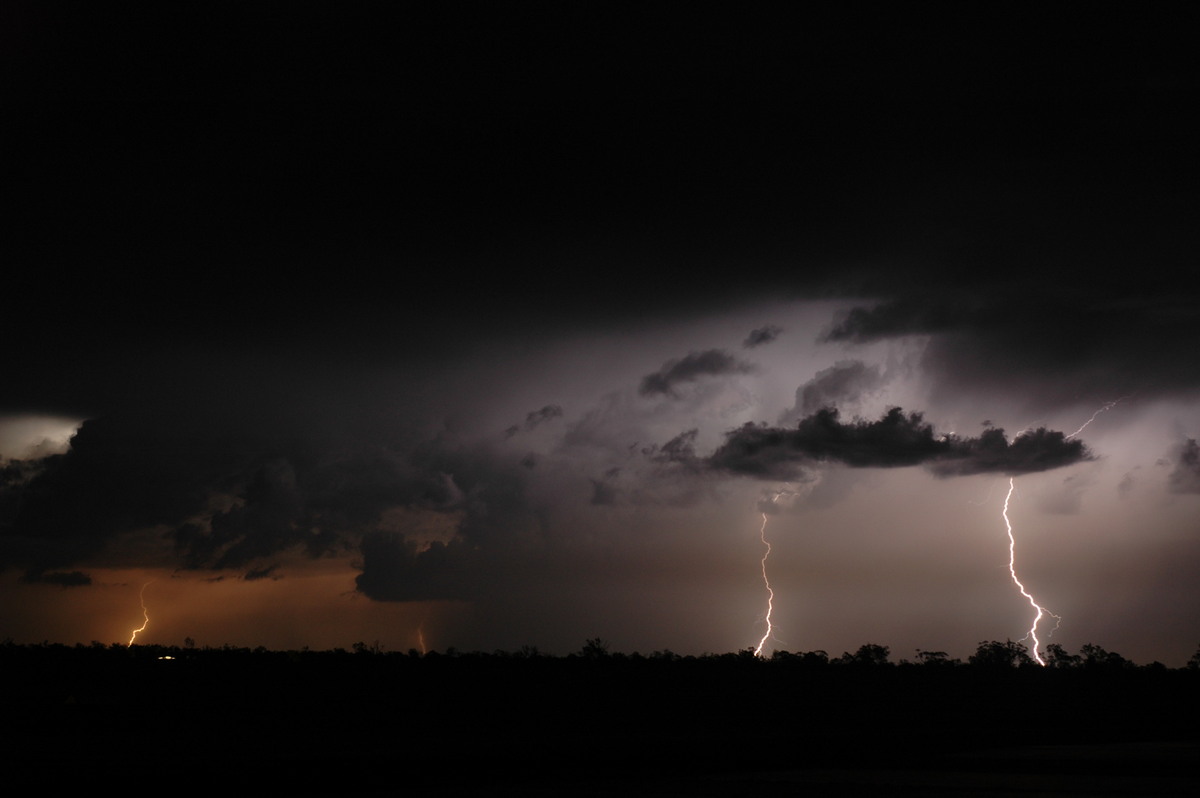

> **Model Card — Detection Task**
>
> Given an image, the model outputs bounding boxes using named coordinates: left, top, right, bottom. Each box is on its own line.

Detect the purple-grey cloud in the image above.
left=505, top=405, right=564, bottom=438
left=639, top=350, right=755, bottom=398
left=781, top=360, right=887, bottom=425
left=1168, top=439, right=1200, bottom=494
left=709, top=407, right=1091, bottom=481
left=743, top=325, right=783, bottom=348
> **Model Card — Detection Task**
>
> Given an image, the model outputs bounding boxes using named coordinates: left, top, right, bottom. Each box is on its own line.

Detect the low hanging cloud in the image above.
left=709, top=407, right=1091, bottom=481
left=743, top=325, right=782, bottom=348
left=639, top=350, right=755, bottom=398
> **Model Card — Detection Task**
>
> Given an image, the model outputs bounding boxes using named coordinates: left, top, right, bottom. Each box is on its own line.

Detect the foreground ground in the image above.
left=5, top=643, right=1198, bottom=794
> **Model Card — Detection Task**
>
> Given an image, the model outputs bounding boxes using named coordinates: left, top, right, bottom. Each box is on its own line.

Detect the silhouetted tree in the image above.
left=914, top=649, right=959, bottom=667
left=1079, top=643, right=1133, bottom=669
left=580, top=637, right=610, bottom=659
left=836, top=643, right=891, bottom=666
left=352, top=640, right=383, bottom=655
left=1189, top=644, right=1200, bottom=670
left=968, top=639, right=1033, bottom=668
left=1045, top=643, right=1081, bottom=668
left=771, top=649, right=831, bottom=667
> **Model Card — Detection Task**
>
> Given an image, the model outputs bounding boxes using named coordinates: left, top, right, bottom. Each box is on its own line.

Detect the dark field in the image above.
left=5, top=642, right=1198, bottom=795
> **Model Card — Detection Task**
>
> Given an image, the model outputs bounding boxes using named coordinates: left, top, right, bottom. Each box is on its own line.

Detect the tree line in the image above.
left=4, top=636, right=1199, bottom=670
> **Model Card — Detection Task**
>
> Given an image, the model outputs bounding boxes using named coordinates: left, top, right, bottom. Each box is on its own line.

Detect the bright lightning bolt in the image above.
left=1001, top=479, right=1059, bottom=666
left=754, top=506, right=776, bottom=656
left=128, top=581, right=154, bottom=646
left=754, top=489, right=792, bottom=657
left=991, top=399, right=1115, bottom=663
left=1065, top=396, right=1126, bottom=440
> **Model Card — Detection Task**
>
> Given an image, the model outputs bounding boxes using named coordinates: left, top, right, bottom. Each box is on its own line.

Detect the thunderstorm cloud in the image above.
left=822, top=293, right=1200, bottom=410
left=505, top=405, right=564, bottom=438
left=780, top=360, right=887, bottom=424
left=639, top=350, right=755, bottom=398
left=709, top=407, right=1091, bottom=481
left=743, top=325, right=783, bottom=348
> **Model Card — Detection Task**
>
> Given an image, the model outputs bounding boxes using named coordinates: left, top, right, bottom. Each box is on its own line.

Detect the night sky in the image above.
left=4, top=3, right=1199, bottom=664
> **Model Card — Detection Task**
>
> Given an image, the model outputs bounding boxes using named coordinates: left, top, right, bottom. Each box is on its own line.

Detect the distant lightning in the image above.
left=754, top=488, right=791, bottom=657
left=1065, top=397, right=1126, bottom=439
left=754, top=506, right=776, bottom=656
left=1001, top=479, right=1059, bottom=666
left=128, top=581, right=154, bottom=646
left=991, top=399, right=1117, bottom=662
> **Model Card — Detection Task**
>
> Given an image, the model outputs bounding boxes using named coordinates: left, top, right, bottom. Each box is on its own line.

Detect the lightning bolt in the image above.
left=1065, top=396, right=1125, bottom=440
left=128, top=581, right=154, bottom=646
left=754, top=489, right=792, bottom=657
left=992, top=399, right=1116, bottom=663
left=1002, top=479, right=1059, bottom=665
left=754, top=505, right=776, bottom=656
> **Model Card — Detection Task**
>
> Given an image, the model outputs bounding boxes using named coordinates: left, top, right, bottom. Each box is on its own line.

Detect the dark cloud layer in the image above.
left=743, top=325, right=783, bottom=349
left=505, top=405, right=564, bottom=438
left=0, top=399, right=539, bottom=591
left=710, top=408, right=1090, bottom=482
left=20, top=570, right=92, bottom=588
left=822, top=293, right=1200, bottom=409
left=639, top=350, right=755, bottom=398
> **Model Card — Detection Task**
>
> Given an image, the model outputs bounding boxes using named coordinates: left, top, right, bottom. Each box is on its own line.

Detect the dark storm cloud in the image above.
left=708, top=407, right=1091, bottom=481
left=639, top=350, right=755, bottom=398
left=352, top=436, right=551, bottom=602
left=0, top=396, right=548, bottom=592
left=0, top=457, right=48, bottom=533
left=20, top=570, right=92, bottom=587
left=743, top=325, right=783, bottom=349
left=354, top=443, right=546, bottom=603
left=0, top=415, right=256, bottom=575
left=821, top=293, right=1200, bottom=408
left=781, top=360, right=887, bottom=424
left=505, top=405, right=564, bottom=438
left=175, top=459, right=306, bottom=571
left=644, top=429, right=703, bottom=472
left=710, top=408, right=946, bottom=480
left=526, top=405, right=563, bottom=427
left=243, top=564, right=280, bottom=582
left=822, top=299, right=973, bottom=343
left=356, top=536, right=481, bottom=602
left=1168, top=439, right=1200, bottom=494
left=927, top=427, right=1092, bottom=478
